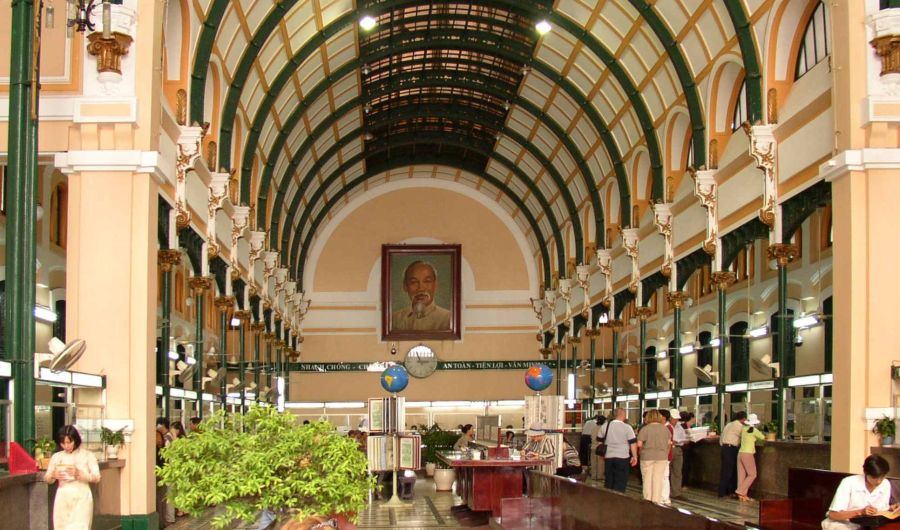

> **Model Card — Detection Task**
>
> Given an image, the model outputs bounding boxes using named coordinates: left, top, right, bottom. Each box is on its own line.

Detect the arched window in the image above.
left=795, top=2, right=831, bottom=80
left=49, top=183, right=68, bottom=248
left=731, top=80, right=748, bottom=132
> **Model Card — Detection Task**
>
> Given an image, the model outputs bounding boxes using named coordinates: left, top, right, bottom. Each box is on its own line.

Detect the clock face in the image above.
left=404, top=345, right=438, bottom=378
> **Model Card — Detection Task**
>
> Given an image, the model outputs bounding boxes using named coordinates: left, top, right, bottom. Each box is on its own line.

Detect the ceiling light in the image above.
left=185, top=356, right=197, bottom=365
left=361, top=64, right=371, bottom=76
left=709, top=338, right=721, bottom=347
left=167, top=351, right=179, bottom=361
left=749, top=325, right=769, bottom=338
left=793, top=315, right=819, bottom=328
left=230, top=317, right=240, bottom=327
left=536, top=20, right=552, bottom=35
left=598, top=313, right=609, bottom=324
left=503, top=100, right=510, bottom=110
left=363, top=132, right=374, bottom=141
left=359, top=15, right=377, bottom=31
left=657, top=350, right=667, bottom=359
left=364, top=103, right=372, bottom=114
left=679, top=344, right=695, bottom=354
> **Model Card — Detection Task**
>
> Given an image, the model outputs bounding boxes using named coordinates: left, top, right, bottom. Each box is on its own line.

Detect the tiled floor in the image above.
left=166, top=472, right=758, bottom=529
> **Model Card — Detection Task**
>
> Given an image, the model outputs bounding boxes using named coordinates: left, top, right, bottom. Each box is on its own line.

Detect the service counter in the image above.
left=682, top=438, right=830, bottom=498
left=0, top=458, right=126, bottom=530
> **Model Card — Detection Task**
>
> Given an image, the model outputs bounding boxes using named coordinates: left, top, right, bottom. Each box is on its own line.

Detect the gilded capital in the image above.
left=233, top=310, right=252, bottom=323
left=872, top=35, right=900, bottom=76
left=187, top=276, right=212, bottom=295
left=666, top=291, right=690, bottom=310
left=86, top=32, right=133, bottom=74
left=635, top=306, right=655, bottom=321
left=710, top=271, right=737, bottom=291
left=766, top=243, right=799, bottom=267
left=251, top=322, right=266, bottom=333
left=214, top=295, right=235, bottom=312
left=158, top=249, right=182, bottom=273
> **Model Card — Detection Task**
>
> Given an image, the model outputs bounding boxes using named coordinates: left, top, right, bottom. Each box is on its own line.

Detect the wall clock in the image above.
left=404, top=344, right=438, bottom=378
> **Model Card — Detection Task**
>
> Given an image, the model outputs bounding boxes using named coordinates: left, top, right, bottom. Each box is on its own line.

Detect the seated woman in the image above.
left=521, top=427, right=555, bottom=460
left=822, top=454, right=899, bottom=529
left=453, top=424, right=474, bottom=451
left=556, top=438, right=583, bottom=478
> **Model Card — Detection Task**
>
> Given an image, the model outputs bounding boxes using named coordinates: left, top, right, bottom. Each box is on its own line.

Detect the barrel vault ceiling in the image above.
left=187, top=0, right=762, bottom=288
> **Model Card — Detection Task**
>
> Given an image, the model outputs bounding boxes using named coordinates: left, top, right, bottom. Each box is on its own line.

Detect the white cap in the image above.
left=669, top=409, right=681, bottom=420
left=746, top=413, right=760, bottom=426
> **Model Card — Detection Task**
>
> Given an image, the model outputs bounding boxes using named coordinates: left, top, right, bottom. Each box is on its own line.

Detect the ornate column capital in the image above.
left=666, top=291, right=690, bottom=310
left=636, top=306, right=655, bottom=321
left=766, top=243, right=799, bottom=267
left=621, top=228, right=640, bottom=294
left=250, top=322, right=266, bottom=333
left=691, top=169, right=719, bottom=257
left=86, top=32, right=132, bottom=74
left=264, top=333, right=276, bottom=344
left=214, top=295, right=236, bottom=312
left=157, top=249, right=182, bottom=273
left=187, top=276, right=212, bottom=295
left=870, top=9, right=900, bottom=76
left=247, top=230, right=267, bottom=266
left=710, top=271, right=737, bottom=291
left=652, top=203, right=674, bottom=279
left=175, top=126, right=207, bottom=231
left=232, top=310, right=252, bottom=323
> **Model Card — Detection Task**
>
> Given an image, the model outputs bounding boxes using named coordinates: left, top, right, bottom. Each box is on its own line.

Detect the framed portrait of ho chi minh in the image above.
left=381, top=244, right=461, bottom=341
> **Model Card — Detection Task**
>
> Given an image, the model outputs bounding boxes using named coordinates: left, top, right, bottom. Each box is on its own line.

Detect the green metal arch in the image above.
left=628, top=0, right=706, bottom=167
left=188, top=0, right=232, bottom=124
left=275, top=105, right=583, bottom=264
left=723, top=0, right=763, bottom=124
left=279, top=127, right=569, bottom=274
left=292, top=151, right=560, bottom=289
left=262, top=76, right=608, bottom=245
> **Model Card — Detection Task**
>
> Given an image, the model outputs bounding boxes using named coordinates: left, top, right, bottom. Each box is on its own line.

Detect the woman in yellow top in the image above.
left=735, top=413, right=765, bottom=502
left=44, top=425, right=101, bottom=530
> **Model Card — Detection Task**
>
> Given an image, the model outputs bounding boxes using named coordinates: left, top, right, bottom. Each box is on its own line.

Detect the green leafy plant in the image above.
left=419, top=424, right=460, bottom=469
left=101, top=427, right=126, bottom=447
left=158, top=406, right=374, bottom=529
left=761, top=421, right=778, bottom=433
left=34, top=436, right=56, bottom=456
left=873, top=416, right=896, bottom=439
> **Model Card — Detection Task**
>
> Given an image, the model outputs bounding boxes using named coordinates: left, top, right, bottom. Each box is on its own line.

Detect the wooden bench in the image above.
left=758, top=468, right=900, bottom=530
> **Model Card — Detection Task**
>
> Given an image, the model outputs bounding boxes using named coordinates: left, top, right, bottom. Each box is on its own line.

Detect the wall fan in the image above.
left=655, top=370, right=674, bottom=390
left=624, top=378, right=640, bottom=394
left=244, top=381, right=258, bottom=396
left=693, top=364, right=719, bottom=384
left=177, top=362, right=197, bottom=384
left=597, top=382, right=611, bottom=396
left=751, top=354, right=781, bottom=377
left=209, top=367, right=226, bottom=387
left=43, top=337, right=86, bottom=373
left=226, top=377, right=244, bottom=394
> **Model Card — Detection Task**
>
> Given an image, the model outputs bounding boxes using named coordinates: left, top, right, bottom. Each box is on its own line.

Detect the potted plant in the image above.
left=873, top=416, right=896, bottom=446
left=101, top=427, right=126, bottom=459
left=419, top=425, right=459, bottom=490
left=158, top=406, right=374, bottom=529
left=761, top=421, right=778, bottom=441
left=34, top=436, right=57, bottom=469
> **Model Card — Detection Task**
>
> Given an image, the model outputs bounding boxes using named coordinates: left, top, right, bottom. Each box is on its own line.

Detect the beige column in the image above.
left=827, top=0, right=900, bottom=472
left=62, top=164, right=160, bottom=517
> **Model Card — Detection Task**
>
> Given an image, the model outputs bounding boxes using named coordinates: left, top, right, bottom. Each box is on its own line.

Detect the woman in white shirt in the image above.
left=44, top=425, right=101, bottom=530
left=823, top=454, right=899, bottom=529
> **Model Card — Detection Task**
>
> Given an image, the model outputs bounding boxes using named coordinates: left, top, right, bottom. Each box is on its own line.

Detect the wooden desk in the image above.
left=438, top=452, right=550, bottom=517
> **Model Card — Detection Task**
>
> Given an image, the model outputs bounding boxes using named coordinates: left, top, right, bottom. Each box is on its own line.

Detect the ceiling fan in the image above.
left=226, top=377, right=244, bottom=394
left=42, top=337, right=87, bottom=373
left=655, top=370, right=674, bottom=390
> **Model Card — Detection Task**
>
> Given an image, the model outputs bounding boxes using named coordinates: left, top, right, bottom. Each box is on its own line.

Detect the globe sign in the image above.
left=525, top=364, right=553, bottom=392
left=380, top=365, right=410, bottom=393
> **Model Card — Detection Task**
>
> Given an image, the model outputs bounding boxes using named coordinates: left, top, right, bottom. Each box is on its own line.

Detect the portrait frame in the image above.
left=381, top=244, right=461, bottom=341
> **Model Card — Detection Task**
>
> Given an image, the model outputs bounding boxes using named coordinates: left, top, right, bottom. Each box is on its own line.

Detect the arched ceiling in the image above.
left=188, top=0, right=763, bottom=288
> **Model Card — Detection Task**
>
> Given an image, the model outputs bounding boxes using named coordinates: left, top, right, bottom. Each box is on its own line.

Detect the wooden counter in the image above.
left=438, top=451, right=550, bottom=517
left=683, top=438, right=830, bottom=498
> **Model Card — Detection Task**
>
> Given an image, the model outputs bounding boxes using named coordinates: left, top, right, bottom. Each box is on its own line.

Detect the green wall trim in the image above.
left=723, top=0, right=764, bottom=124
left=120, top=512, right=160, bottom=530
left=289, top=142, right=561, bottom=284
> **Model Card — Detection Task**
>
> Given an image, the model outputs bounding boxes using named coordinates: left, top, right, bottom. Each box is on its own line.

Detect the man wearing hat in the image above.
left=522, top=427, right=556, bottom=475
left=669, top=409, right=689, bottom=499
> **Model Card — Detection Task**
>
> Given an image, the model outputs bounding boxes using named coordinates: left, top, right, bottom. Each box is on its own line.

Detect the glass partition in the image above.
left=786, top=383, right=831, bottom=442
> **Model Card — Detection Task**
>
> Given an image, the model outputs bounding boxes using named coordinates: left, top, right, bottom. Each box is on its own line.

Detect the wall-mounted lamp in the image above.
left=34, top=305, right=58, bottom=323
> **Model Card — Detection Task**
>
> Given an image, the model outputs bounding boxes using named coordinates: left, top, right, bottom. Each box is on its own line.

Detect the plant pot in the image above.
left=425, top=462, right=436, bottom=477
left=881, top=436, right=894, bottom=446
left=765, top=432, right=776, bottom=442
left=106, top=445, right=119, bottom=460
left=433, top=468, right=456, bottom=492
left=39, top=457, right=50, bottom=470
